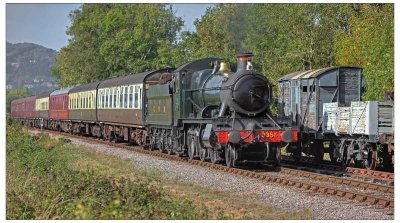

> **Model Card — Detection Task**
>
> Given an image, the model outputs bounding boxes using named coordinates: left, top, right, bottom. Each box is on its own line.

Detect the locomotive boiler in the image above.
left=144, top=53, right=298, bottom=167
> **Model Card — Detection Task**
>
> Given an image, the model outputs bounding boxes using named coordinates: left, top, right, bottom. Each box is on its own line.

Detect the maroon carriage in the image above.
left=49, top=87, right=73, bottom=131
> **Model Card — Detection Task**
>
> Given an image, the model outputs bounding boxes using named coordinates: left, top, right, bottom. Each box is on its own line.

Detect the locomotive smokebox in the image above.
left=237, top=52, right=254, bottom=71
left=219, top=53, right=271, bottom=116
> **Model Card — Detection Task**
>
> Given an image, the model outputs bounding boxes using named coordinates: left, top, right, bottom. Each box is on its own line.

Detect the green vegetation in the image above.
left=52, top=4, right=183, bottom=86
left=52, top=3, right=393, bottom=101
left=7, top=120, right=203, bottom=219
left=6, top=119, right=310, bottom=220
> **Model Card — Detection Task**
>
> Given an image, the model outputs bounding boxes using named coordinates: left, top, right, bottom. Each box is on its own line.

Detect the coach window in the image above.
left=90, top=92, right=93, bottom=109
left=91, top=92, right=94, bottom=108
left=139, top=86, right=142, bottom=109
left=123, top=86, right=127, bottom=108
left=89, top=92, right=92, bottom=109
left=108, top=88, right=114, bottom=108
left=108, top=88, right=111, bottom=108
left=113, top=87, right=117, bottom=108
left=103, top=89, right=107, bottom=108
left=80, top=94, right=82, bottom=109
left=102, top=90, right=106, bottom=108
left=76, top=94, right=79, bottom=109
left=109, top=88, right=112, bottom=108
left=88, top=93, right=91, bottom=109
left=104, top=89, right=107, bottom=108
left=98, top=90, right=101, bottom=108
left=86, top=92, right=89, bottom=108
left=93, top=91, right=96, bottom=108
left=83, top=93, right=86, bottom=109
left=134, top=85, right=139, bottom=109
left=78, top=94, right=81, bottom=109
left=82, top=92, right=85, bottom=109
left=119, top=88, right=124, bottom=108
left=105, top=89, right=108, bottom=108
left=101, top=90, right=105, bottom=108
left=121, top=87, right=125, bottom=108
left=129, top=86, right=133, bottom=108
left=115, top=87, right=118, bottom=108
left=86, top=92, right=89, bottom=109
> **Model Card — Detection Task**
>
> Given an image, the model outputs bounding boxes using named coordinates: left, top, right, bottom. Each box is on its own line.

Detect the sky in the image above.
left=6, top=3, right=214, bottom=51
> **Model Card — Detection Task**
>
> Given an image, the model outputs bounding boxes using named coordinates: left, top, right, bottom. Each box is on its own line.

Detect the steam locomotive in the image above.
left=11, top=53, right=298, bottom=167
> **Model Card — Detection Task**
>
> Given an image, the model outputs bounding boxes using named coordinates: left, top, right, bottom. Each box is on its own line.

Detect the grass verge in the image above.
left=6, top=119, right=311, bottom=219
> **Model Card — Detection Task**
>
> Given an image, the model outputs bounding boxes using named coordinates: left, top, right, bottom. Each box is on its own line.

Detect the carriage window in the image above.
left=87, top=92, right=92, bottom=108
left=139, top=86, right=142, bottom=109
left=125, top=86, right=129, bottom=108
left=104, top=90, right=107, bottom=108
left=122, top=87, right=126, bottom=108
left=134, top=85, right=139, bottom=109
left=105, top=88, right=109, bottom=108
left=129, top=86, right=134, bottom=108
left=98, top=90, right=101, bottom=108
left=83, top=92, right=88, bottom=108
left=112, top=88, right=117, bottom=108
left=83, top=93, right=86, bottom=109
left=119, top=88, right=124, bottom=108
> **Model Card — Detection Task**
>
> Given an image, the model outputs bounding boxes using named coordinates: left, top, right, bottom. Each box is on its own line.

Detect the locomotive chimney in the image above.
left=236, top=53, right=254, bottom=71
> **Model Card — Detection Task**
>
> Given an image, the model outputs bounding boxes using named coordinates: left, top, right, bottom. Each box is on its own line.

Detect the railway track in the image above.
left=281, top=155, right=394, bottom=182
left=31, top=129, right=394, bottom=209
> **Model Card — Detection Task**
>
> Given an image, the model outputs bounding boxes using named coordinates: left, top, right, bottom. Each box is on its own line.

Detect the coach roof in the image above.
left=36, top=91, right=52, bottom=99
left=50, top=86, right=75, bottom=96
left=278, top=66, right=362, bottom=82
left=98, top=69, right=173, bottom=88
left=69, top=81, right=101, bottom=93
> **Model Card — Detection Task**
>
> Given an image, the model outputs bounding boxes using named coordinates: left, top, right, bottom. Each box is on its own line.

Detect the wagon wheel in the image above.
left=340, top=142, right=351, bottom=167
left=210, top=149, right=220, bottom=164
left=166, top=133, right=174, bottom=155
left=270, top=143, right=281, bottom=166
left=328, top=140, right=340, bottom=162
left=149, top=134, right=156, bottom=151
left=159, top=132, right=165, bottom=153
left=188, top=136, right=197, bottom=160
left=382, top=144, right=394, bottom=172
left=363, top=143, right=377, bottom=170
left=225, top=144, right=236, bottom=167
left=199, top=146, right=208, bottom=162
left=312, top=140, right=324, bottom=163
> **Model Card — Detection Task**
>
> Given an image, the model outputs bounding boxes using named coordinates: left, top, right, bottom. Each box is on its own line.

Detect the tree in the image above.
left=335, top=4, right=394, bottom=100
left=52, top=4, right=183, bottom=87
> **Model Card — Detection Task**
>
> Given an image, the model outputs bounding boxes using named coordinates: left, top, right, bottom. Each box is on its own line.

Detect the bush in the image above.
left=6, top=121, right=206, bottom=219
